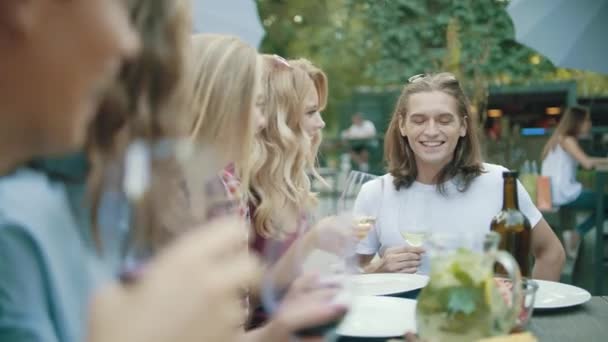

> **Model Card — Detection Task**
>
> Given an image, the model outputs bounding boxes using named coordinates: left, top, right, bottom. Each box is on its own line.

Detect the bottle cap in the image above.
left=503, top=171, right=519, bottom=178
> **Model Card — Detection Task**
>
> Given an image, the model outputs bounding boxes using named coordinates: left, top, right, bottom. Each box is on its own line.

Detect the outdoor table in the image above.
left=529, top=296, right=608, bottom=341
left=336, top=296, right=608, bottom=342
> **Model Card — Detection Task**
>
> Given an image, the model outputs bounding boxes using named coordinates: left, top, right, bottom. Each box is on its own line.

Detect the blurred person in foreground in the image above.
left=541, top=105, right=608, bottom=258
left=0, top=1, right=255, bottom=342
left=0, top=0, right=138, bottom=341
left=0, top=0, right=137, bottom=171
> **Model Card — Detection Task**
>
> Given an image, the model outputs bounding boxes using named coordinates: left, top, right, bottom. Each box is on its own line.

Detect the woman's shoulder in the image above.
left=480, top=162, right=509, bottom=173
left=0, top=168, right=71, bottom=238
left=476, top=163, right=510, bottom=183
left=558, top=135, right=578, bottom=149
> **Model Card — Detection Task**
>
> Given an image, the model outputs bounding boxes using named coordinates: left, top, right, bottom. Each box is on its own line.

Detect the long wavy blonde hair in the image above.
left=185, top=34, right=259, bottom=187
left=249, top=56, right=328, bottom=238
left=87, top=0, right=191, bottom=251
left=132, top=34, right=260, bottom=252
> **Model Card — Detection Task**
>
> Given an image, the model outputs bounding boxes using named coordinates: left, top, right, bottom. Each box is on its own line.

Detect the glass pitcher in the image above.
left=416, top=232, right=522, bottom=342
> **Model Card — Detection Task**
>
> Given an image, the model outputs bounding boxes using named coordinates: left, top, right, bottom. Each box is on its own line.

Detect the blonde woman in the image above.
left=129, top=33, right=264, bottom=254
left=251, top=56, right=320, bottom=245
left=250, top=56, right=354, bottom=259
left=246, top=56, right=358, bottom=329
left=131, top=34, right=345, bottom=340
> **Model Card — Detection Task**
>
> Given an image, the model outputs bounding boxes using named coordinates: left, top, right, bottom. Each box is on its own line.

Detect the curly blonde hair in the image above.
left=249, top=56, right=327, bottom=238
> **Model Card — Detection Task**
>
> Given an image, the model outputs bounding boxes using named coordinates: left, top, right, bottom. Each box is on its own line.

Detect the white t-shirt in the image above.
left=541, top=144, right=582, bottom=206
left=341, top=120, right=377, bottom=139
left=354, top=163, right=542, bottom=273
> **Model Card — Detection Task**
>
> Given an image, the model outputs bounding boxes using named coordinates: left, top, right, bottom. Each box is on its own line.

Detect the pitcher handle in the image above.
left=494, top=251, right=523, bottom=328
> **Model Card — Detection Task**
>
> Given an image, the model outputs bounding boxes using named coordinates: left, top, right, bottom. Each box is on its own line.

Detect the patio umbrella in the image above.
left=507, top=0, right=608, bottom=74
left=192, top=0, right=265, bottom=48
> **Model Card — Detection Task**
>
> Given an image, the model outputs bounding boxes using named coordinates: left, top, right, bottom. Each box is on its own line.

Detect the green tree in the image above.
left=257, top=0, right=378, bottom=132
left=257, top=0, right=608, bottom=131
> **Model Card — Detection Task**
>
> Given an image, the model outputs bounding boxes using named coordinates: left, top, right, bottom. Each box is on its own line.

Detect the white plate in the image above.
left=337, top=296, right=417, bottom=337
left=533, top=279, right=591, bottom=309
left=346, top=273, right=429, bottom=296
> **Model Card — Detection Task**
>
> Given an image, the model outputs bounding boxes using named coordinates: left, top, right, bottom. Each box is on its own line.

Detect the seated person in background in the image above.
left=341, top=113, right=377, bottom=171
left=541, top=105, right=608, bottom=258
left=354, top=73, right=565, bottom=281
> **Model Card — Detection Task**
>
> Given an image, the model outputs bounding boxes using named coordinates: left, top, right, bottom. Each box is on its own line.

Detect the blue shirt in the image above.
left=0, top=154, right=127, bottom=342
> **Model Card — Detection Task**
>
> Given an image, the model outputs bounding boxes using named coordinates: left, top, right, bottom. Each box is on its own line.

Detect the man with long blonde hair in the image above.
left=354, top=73, right=564, bottom=280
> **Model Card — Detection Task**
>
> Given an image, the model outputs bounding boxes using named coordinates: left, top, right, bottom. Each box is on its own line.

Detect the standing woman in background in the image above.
left=541, top=105, right=608, bottom=257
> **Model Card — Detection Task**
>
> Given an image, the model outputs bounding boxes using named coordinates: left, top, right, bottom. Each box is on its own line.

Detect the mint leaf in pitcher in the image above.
left=447, top=287, right=477, bottom=315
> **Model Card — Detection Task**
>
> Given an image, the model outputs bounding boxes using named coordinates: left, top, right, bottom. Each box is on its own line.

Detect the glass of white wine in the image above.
left=260, top=216, right=356, bottom=341
left=113, top=138, right=238, bottom=283
left=397, top=191, right=431, bottom=273
left=398, top=190, right=430, bottom=247
left=400, top=229, right=428, bottom=248
left=338, top=170, right=379, bottom=242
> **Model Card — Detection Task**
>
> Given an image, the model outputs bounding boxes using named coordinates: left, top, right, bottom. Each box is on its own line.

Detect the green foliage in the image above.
left=257, top=0, right=379, bottom=131
left=257, top=0, right=608, bottom=131
left=547, top=69, right=608, bottom=97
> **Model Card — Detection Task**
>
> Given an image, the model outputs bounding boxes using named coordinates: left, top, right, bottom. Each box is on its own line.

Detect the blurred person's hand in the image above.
left=377, top=246, right=424, bottom=273
left=253, top=274, right=348, bottom=341
left=307, top=215, right=360, bottom=255
left=275, top=274, right=348, bottom=332
left=88, top=217, right=259, bottom=342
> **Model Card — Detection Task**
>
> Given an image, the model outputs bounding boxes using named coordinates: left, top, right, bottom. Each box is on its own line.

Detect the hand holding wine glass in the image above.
left=260, top=214, right=359, bottom=340
left=377, top=245, right=424, bottom=273
left=338, top=171, right=379, bottom=242
left=392, top=191, right=430, bottom=274
left=269, top=274, right=349, bottom=336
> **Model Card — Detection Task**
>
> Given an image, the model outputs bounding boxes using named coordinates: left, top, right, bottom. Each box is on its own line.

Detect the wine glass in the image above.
left=397, top=190, right=431, bottom=274
left=259, top=210, right=359, bottom=340
left=338, top=170, right=379, bottom=242
left=104, top=138, right=239, bottom=283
